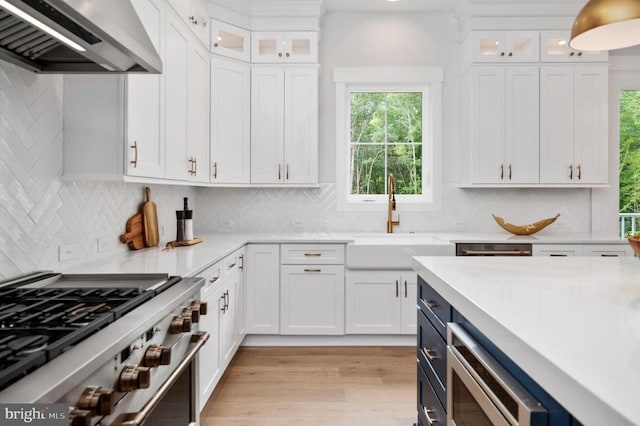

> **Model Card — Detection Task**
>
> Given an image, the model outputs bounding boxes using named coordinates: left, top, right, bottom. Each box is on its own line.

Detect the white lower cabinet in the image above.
left=246, top=244, right=280, bottom=334
left=197, top=261, right=222, bottom=407
left=280, top=265, right=345, bottom=335
left=345, top=271, right=416, bottom=334
left=533, top=244, right=632, bottom=257
left=196, top=247, right=246, bottom=409
left=280, top=244, right=345, bottom=335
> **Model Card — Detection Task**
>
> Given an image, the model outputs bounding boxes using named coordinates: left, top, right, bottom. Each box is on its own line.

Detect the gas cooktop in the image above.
left=0, top=272, right=180, bottom=392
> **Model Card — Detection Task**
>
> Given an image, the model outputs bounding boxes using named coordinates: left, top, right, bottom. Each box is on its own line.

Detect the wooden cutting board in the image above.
left=143, top=187, right=159, bottom=247
left=120, top=212, right=145, bottom=250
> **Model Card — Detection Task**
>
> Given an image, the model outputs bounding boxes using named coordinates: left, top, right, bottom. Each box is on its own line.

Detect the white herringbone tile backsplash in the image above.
left=196, top=184, right=591, bottom=235
left=0, top=60, right=592, bottom=280
left=0, top=62, right=195, bottom=280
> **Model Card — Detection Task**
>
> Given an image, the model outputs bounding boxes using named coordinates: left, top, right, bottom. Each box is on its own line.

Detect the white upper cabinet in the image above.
left=251, top=65, right=318, bottom=184
left=540, top=31, right=608, bottom=63
left=165, top=10, right=210, bottom=182
left=471, top=65, right=540, bottom=184
left=63, top=0, right=166, bottom=181
left=211, top=20, right=251, bottom=62
left=472, top=31, right=540, bottom=63
left=252, top=31, right=318, bottom=63
left=540, top=65, right=608, bottom=184
left=166, top=0, right=209, bottom=45
left=210, top=57, right=251, bottom=184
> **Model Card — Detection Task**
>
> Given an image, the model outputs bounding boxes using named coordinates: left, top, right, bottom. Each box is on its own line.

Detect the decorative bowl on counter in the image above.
left=492, top=213, right=560, bottom=236
left=628, top=235, right=640, bottom=257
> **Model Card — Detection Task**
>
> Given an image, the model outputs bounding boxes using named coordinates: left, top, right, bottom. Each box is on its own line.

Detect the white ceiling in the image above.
left=323, top=0, right=459, bottom=13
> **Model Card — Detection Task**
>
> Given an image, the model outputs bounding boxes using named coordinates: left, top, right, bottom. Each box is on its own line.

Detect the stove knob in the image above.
left=68, top=409, right=92, bottom=426
left=118, top=365, right=151, bottom=392
left=169, top=315, right=192, bottom=333
left=183, top=307, right=199, bottom=324
left=78, top=386, right=114, bottom=415
left=191, top=300, right=208, bottom=316
left=143, top=344, right=172, bottom=368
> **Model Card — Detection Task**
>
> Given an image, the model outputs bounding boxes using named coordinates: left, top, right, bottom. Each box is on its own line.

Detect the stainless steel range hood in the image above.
left=0, top=0, right=162, bottom=73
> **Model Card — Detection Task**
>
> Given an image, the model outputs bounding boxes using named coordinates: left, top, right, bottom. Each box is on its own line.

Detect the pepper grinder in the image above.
left=176, top=210, right=185, bottom=242
left=183, top=197, right=194, bottom=241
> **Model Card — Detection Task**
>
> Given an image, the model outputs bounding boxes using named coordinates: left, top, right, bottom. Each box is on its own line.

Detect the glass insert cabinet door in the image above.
left=472, top=31, right=540, bottom=63
left=210, top=19, right=251, bottom=62
left=251, top=31, right=318, bottom=63
left=540, top=30, right=608, bottom=62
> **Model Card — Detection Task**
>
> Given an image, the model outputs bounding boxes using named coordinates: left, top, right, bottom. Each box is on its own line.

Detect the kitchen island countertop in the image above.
left=413, top=255, right=640, bottom=426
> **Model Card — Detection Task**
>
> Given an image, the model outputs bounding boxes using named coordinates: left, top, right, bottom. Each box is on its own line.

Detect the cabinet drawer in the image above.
left=418, top=310, right=446, bottom=409
left=281, top=244, right=345, bottom=264
left=198, top=261, right=223, bottom=299
left=417, top=359, right=447, bottom=426
left=418, top=276, right=451, bottom=339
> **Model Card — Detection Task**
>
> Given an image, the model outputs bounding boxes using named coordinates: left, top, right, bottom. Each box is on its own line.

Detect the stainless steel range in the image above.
left=0, top=272, right=208, bottom=426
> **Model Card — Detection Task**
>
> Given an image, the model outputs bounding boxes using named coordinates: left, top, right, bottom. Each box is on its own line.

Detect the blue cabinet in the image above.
left=417, top=274, right=577, bottom=426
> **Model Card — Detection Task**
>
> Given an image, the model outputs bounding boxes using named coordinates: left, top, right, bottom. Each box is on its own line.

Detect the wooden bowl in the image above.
left=628, top=235, right=640, bottom=257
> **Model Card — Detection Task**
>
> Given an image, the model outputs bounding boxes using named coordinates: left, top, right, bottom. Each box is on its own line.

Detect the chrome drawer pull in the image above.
left=422, top=347, right=437, bottom=362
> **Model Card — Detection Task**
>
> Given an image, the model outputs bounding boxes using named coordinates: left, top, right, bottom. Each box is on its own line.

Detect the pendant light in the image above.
left=570, top=0, right=640, bottom=51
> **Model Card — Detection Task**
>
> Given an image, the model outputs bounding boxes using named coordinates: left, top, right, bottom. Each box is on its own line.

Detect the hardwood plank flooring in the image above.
left=200, top=346, right=416, bottom=426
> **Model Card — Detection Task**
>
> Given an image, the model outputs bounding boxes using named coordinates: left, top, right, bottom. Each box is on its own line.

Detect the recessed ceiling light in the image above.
left=387, top=0, right=401, bottom=2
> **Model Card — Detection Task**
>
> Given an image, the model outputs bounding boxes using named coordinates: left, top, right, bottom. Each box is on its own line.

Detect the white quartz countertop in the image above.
left=61, top=232, right=628, bottom=278
left=413, top=256, right=640, bottom=426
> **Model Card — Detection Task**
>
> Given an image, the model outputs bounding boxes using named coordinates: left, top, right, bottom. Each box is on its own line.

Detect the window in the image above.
left=334, top=68, right=443, bottom=211
left=350, top=91, right=423, bottom=198
left=619, top=90, right=640, bottom=235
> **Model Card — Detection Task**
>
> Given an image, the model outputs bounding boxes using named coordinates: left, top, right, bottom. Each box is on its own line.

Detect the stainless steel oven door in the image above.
left=446, top=324, right=547, bottom=426
left=111, top=332, right=208, bottom=426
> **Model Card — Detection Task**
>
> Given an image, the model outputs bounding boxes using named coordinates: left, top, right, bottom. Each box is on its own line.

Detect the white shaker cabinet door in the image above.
left=164, top=13, right=190, bottom=181
left=187, top=42, right=210, bottom=182
left=284, top=66, right=318, bottom=184
left=251, top=66, right=285, bottom=183
left=210, top=57, right=251, bottom=184
left=246, top=244, right=280, bottom=334
left=126, top=0, right=165, bottom=178
left=346, top=271, right=401, bottom=334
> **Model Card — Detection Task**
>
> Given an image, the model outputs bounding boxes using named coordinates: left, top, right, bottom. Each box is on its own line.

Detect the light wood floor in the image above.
left=200, top=346, right=416, bottom=426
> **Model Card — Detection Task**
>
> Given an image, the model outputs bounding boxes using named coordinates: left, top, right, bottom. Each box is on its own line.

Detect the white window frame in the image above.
left=334, top=67, right=443, bottom=212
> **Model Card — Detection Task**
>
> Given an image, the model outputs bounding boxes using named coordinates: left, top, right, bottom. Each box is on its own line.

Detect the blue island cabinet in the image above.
left=416, top=275, right=580, bottom=426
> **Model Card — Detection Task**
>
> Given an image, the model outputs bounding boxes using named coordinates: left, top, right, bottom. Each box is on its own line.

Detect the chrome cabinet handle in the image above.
left=239, top=255, right=244, bottom=270
left=423, top=407, right=439, bottom=424
left=213, top=162, right=218, bottom=179
left=193, top=157, right=197, bottom=176
left=219, top=294, right=226, bottom=312
left=130, top=141, right=138, bottom=168
left=224, top=290, right=229, bottom=311
left=422, top=347, right=438, bottom=362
